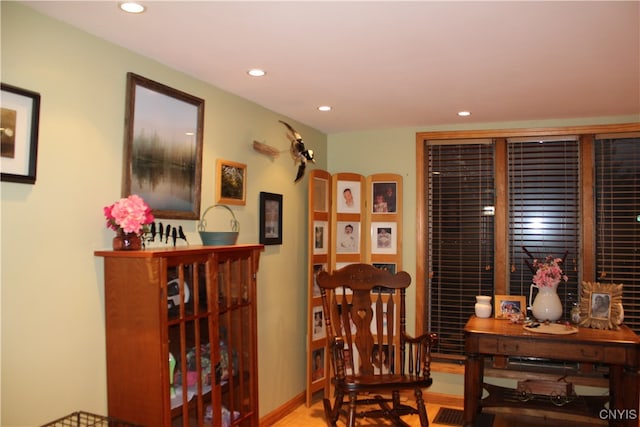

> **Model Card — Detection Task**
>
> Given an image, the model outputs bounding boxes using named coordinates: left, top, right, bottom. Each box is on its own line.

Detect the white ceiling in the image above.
left=21, top=1, right=640, bottom=134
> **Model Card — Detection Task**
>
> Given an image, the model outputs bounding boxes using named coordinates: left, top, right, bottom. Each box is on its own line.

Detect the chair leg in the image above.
left=415, top=388, right=429, bottom=427
left=323, top=389, right=344, bottom=427
left=323, top=398, right=337, bottom=427
left=376, top=394, right=410, bottom=427
left=347, top=392, right=357, bottom=427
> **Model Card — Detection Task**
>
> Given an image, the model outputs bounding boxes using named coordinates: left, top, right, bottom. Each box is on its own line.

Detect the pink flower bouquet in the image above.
left=532, top=255, right=568, bottom=287
left=104, top=194, right=154, bottom=234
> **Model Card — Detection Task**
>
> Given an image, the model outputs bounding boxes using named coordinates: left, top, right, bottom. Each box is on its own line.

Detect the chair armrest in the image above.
left=403, top=332, right=438, bottom=346
left=400, top=332, right=438, bottom=377
left=328, top=336, right=347, bottom=380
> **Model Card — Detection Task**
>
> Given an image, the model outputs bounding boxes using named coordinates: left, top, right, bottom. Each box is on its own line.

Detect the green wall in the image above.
left=1, top=3, right=326, bottom=425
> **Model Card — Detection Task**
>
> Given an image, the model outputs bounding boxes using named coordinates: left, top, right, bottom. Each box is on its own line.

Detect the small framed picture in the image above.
left=217, top=159, right=246, bottom=205
left=311, top=347, right=325, bottom=382
left=371, top=222, right=397, bottom=254
left=373, top=263, right=396, bottom=274
left=312, top=306, right=325, bottom=341
left=259, top=192, right=283, bottom=245
left=337, top=180, right=361, bottom=213
left=313, top=176, right=329, bottom=212
left=1, top=83, right=41, bottom=184
left=579, top=281, right=624, bottom=330
left=372, top=181, right=397, bottom=213
left=313, top=221, right=328, bottom=254
left=313, top=264, right=327, bottom=298
left=495, top=295, right=526, bottom=319
left=336, top=221, right=360, bottom=253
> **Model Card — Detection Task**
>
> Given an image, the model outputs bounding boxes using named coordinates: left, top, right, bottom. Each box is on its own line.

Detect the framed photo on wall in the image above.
left=1, top=83, right=40, bottom=184
left=122, top=73, right=204, bottom=219
left=259, top=192, right=283, bottom=245
left=216, top=159, right=246, bottom=205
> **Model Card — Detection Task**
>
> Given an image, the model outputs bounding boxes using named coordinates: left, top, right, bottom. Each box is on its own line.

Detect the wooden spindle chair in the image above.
left=317, top=263, right=438, bottom=427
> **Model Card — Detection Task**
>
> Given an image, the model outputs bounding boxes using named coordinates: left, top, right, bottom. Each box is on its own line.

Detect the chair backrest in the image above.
left=317, top=263, right=410, bottom=377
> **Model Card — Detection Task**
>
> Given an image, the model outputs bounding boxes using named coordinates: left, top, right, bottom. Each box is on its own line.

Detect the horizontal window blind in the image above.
left=427, top=142, right=494, bottom=355
left=595, top=138, right=640, bottom=334
left=508, top=140, right=580, bottom=316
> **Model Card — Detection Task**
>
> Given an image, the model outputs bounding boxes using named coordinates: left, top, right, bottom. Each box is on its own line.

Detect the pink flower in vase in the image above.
left=532, top=256, right=568, bottom=287
left=104, top=194, right=154, bottom=234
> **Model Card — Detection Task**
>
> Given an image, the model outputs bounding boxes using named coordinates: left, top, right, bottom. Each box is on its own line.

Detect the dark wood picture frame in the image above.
left=259, top=191, right=283, bottom=245
left=1, top=83, right=40, bottom=184
left=122, top=72, right=204, bottom=219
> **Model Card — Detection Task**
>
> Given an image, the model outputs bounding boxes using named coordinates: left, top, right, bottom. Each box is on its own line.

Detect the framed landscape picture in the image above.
left=122, top=73, right=204, bottom=219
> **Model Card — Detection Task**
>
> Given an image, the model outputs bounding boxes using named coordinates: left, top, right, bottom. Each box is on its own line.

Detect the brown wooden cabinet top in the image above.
left=95, top=244, right=264, bottom=258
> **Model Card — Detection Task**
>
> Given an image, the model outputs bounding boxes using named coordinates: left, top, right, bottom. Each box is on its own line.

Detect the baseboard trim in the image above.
left=259, top=391, right=306, bottom=427
left=423, top=390, right=464, bottom=408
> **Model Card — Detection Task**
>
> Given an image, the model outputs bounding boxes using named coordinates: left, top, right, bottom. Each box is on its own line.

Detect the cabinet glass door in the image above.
left=218, top=255, right=256, bottom=427
left=168, top=258, right=216, bottom=426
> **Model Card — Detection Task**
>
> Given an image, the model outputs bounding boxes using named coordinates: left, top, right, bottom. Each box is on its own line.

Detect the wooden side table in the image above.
left=464, top=316, right=640, bottom=427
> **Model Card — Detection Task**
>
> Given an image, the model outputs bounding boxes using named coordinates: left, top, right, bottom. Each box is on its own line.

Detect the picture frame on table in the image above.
left=216, top=159, right=246, bottom=206
left=1, top=83, right=40, bottom=184
left=495, top=295, right=526, bottom=319
left=122, top=73, right=204, bottom=219
left=259, top=192, right=283, bottom=245
left=579, top=281, right=624, bottom=330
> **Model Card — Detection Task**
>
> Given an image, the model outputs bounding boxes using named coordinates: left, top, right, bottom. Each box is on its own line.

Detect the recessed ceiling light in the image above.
left=119, top=2, right=145, bottom=13
left=458, top=111, right=471, bottom=117
left=318, top=106, right=332, bottom=112
left=247, top=69, right=266, bottom=77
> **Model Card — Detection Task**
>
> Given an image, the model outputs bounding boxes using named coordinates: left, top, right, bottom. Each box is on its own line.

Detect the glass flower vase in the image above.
left=529, top=280, right=563, bottom=322
left=112, top=230, right=142, bottom=251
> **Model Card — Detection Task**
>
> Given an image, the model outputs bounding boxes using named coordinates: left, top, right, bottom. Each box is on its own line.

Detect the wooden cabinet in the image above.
left=95, top=245, right=263, bottom=427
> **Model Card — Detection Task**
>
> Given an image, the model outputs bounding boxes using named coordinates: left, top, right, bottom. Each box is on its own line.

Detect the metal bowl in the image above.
left=198, top=231, right=239, bottom=246
left=197, top=205, right=240, bottom=246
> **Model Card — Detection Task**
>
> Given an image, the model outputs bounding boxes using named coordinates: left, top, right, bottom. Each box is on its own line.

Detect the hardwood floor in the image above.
left=269, top=394, right=607, bottom=427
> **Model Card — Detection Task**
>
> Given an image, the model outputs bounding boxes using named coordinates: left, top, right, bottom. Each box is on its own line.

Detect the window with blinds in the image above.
left=426, top=142, right=495, bottom=356
left=507, top=140, right=581, bottom=316
left=595, top=137, right=640, bottom=334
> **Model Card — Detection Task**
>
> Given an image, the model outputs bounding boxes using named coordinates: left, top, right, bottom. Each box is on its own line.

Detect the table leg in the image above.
left=610, top=365, right=640, bottom=427
left=464, top=353, right=483, bottom=427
